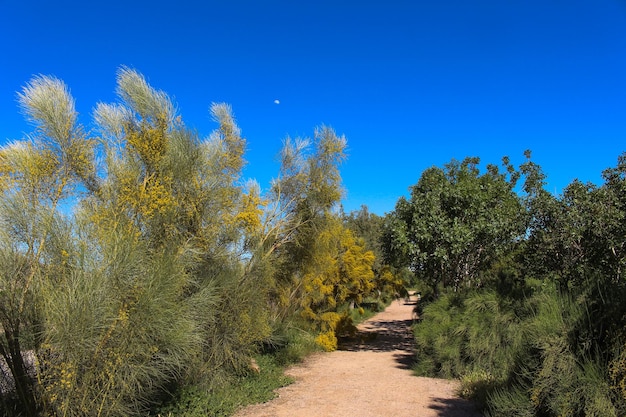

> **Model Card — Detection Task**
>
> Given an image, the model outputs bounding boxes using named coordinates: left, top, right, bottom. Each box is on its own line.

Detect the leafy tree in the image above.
left=408, top=152, right=626, bottom=416
left=383, top=157, right=525, bottom=294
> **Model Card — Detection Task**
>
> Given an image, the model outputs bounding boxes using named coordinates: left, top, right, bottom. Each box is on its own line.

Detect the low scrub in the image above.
left=155, top=355, right=293, bottom=417
left=413, top=290, right=523, bottom=382
left=412, top=282, right=626, bottom=416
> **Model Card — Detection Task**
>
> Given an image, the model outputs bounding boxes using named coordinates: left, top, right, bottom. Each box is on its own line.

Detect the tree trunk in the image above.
left=1, top=324, right=39, bottom=416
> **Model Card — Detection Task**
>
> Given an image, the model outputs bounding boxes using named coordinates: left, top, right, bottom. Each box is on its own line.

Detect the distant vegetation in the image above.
left=383, top=152, right=626, bottom=416
left=2, top=67, right=624, bottom=417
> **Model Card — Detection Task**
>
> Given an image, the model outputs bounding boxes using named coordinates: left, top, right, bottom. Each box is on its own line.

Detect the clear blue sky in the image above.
left=2, top=1, right=626, bottom=215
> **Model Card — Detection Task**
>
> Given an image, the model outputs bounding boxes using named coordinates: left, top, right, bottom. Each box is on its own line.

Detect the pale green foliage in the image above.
left=84, top=68, right=271, bottom=389
left=93, top=103, right=130, bottom=142
left=0, top=74, right=96, bottom=416
left=0, top=68, right=276, bottom=416
left=267, top=127, right=375, bottom=351
left=0, top=67, right=373, bottom=415
left=0, top=195, right=44, bottom=414
left=273, top=126, right=346, bottom=215
left=36, top=221, right=201, bottom=416
left=17, top=75, right=97, bottom=194
left=116, top=66, right=175, bottom=125
left=18, top=75, right=77, bottom=146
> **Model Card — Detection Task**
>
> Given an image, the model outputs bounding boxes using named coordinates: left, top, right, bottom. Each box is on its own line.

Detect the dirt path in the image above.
left=233, top=295, right=484, bottom=417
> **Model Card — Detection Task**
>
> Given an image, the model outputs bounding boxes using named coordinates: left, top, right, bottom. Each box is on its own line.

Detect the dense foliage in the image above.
left=0, top=70, right=394, bottom=416
left=386, top=152, right=626, bottom=416
left=383, top=156, right=524, bottom=294
left=3, top=68, right=624, bottom=417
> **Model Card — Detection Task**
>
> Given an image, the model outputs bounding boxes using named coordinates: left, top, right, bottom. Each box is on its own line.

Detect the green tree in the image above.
left=383, top=157, right=525, bottom=294
left=408, top=152, right=626, bottom=416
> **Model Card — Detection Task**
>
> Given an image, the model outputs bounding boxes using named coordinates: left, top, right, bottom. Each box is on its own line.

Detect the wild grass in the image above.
left=154, top=321, right=322, bottom=416
left=155, top=354, right=293, bottom=417
left=485, top=385, right=535, bottom=417
left=270, top=322, right=322, bottom=366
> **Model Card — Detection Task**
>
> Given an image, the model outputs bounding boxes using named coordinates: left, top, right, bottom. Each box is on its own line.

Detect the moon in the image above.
left=274, top=99, right=280, bottom=105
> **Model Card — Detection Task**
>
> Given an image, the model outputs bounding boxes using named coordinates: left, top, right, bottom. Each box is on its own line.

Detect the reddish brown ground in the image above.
left=233, top=295, right=484, bottom=417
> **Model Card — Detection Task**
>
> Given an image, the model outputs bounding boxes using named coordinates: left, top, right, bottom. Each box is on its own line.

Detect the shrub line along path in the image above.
left=234, top=294, right=484, bottom=417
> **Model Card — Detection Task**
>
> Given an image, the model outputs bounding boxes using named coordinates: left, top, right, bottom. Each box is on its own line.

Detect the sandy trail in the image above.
left=233, top=295, right=484, bottom=417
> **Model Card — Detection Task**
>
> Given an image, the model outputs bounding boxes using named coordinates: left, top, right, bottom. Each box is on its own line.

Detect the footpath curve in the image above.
left=233, top=295, right=484, bottom=417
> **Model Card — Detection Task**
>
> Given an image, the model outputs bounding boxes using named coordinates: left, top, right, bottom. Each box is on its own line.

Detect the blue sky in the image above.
left=2, top=1, right=626, bottom=215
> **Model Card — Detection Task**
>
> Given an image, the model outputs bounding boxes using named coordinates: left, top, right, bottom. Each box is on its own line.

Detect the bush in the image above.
left=486, top=385, right=535, bottom=417
left=155, top=355, right=292, bottom=417
left=413, top=290, right=523, bottom=381
left=504, top=288, right=620, bottom=417
left=413, top=292, right=466, bottom=377
left=412, top=281, right=625, bottom=416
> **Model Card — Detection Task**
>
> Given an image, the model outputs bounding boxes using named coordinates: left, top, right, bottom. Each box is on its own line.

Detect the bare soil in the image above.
left=233, top=295, right=484, bottom=417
